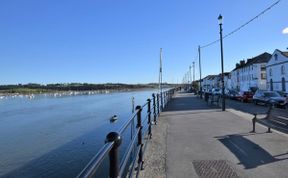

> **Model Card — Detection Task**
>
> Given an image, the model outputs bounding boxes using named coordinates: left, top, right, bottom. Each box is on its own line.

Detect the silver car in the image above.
left=253, top=90, right=287, bottom=108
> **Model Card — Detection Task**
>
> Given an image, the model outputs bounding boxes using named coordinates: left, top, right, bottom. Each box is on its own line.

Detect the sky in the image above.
left=0, top=0, right=287, bottom=85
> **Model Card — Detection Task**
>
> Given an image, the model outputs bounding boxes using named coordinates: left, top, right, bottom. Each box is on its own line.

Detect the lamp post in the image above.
left=218, top=14, right=225, bottom=111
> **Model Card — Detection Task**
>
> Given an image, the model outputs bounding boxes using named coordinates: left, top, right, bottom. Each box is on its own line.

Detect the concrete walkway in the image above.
left=141, top=92, right=288, bottom=178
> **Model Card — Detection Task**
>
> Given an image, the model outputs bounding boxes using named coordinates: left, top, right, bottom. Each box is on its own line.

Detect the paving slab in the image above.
left=142, top=92, right=288, bottom=178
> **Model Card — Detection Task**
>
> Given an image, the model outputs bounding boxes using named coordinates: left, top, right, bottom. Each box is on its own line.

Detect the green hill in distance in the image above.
left=0, top=83, right=176, bottom=94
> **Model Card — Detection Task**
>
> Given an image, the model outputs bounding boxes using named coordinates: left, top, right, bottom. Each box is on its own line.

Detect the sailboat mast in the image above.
left=159, top=48, right=163, bottom=110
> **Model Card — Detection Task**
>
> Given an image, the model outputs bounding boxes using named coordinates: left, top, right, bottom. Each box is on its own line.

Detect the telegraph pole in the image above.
left=198, top=46, right=202, bottom=98
left=189, top=65, right=192, bottom=85
left=192, top=61, right=195, bottom=82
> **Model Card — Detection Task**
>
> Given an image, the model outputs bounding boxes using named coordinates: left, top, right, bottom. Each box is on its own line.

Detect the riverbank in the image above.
left=0, top=83, right=175, bottom=96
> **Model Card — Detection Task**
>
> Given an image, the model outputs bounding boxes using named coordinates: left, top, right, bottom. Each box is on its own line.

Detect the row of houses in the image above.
left=200, top=49, right=288, bottom=92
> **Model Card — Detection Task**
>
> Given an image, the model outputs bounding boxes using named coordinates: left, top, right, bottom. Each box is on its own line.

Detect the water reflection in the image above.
left=0, top=90, right=157, bottom=177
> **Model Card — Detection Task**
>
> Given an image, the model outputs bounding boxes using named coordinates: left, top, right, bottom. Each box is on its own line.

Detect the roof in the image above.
left=276, top=49, right=288, bottom=57
left=203, top=75, right=218, bottom=80
left=282, top=52, right=288, bottom=57
left=232, top=52, right=271, bottom=71
left=246, top=52, right=272, bottom=64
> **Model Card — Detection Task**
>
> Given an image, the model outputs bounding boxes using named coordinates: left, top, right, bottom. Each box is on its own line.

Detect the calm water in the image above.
left=0, top=89, right=157, bottom=178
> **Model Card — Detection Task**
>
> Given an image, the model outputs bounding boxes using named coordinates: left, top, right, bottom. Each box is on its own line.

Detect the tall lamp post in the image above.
left=218, top=14, right=225, bottom=111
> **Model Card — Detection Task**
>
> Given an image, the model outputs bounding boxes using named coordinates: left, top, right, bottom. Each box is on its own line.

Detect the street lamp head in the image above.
left=218, top=14, right=223, bottom=25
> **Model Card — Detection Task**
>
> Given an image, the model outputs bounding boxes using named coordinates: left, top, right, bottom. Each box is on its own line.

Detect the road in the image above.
left=225, top=98, right=269, bottom=115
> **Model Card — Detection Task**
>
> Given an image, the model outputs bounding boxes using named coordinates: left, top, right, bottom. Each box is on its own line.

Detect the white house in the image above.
left=202, top=75, right=218, bottom=91
left=266, top=49, right=288, bottom=91
left=229, top=52, right=271, bottom=91
left=202, top=73, right=230, bottom=91
left=230, top=68, right=239, bottom=90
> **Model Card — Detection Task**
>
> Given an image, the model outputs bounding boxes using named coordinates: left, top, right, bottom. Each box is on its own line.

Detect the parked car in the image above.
left=276, top=91, right=288, bottom=105
left=253, top=90, right=287, bottom=108
left=238, top=91, right=253, bottom=102
left=212, top=88, right=221, bottom=95
left=276, top=91, right=288, bottom=97
left=228, top=90, right=241, bottom=100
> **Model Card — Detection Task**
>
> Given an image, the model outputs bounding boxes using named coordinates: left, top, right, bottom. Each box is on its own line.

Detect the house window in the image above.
left=269, top=68, right=272, bottom=76
left=260, top=64, right=265, bottom=71
left=275, top=54, right=278, bottom=60
left=282, top=77, right=286, bottom=91
left=261, top=73, right=266, bottom=80
left=281, top=65, right=285, bottom=75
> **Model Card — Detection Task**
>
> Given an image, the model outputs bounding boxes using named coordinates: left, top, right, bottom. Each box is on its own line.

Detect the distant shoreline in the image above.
left=0, top=83, right=175, bottom=96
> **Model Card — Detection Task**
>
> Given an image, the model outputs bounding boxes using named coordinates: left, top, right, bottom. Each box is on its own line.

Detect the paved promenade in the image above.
left=141, top=92, right=288, bottom=178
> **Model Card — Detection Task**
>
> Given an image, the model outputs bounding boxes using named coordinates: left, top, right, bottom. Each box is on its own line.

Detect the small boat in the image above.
left=110, top=115, right=118, bottom=122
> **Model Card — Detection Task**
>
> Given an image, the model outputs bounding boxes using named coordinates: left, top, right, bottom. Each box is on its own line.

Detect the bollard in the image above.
left=268, top=127, right=271, bottom=133
left=147, top=99, right=152, bottom=138
left=105, top=132, right=122, bottom=178
left=135, top=105, right=144, bottom=170
left=252, top=115, right=256, bottom=133
left=152, top=94, right=157, bottom=125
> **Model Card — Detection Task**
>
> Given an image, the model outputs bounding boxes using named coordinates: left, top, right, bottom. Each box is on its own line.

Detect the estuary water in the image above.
left=0, top=89, right=157, bottom=178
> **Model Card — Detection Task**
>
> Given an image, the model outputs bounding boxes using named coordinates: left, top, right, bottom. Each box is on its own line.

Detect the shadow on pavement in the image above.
left=215, top=133, right=288, bottom=169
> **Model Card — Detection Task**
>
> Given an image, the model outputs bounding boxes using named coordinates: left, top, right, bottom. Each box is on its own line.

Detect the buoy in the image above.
left=110, top=115, right=118, bottom=122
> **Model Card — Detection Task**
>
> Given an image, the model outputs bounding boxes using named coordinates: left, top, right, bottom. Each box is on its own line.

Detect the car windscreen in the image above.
left=264, top=92, right=280, bottom=97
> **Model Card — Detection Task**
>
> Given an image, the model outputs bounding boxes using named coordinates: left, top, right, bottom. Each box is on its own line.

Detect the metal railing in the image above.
left=77, top=88, right=175, bottom=178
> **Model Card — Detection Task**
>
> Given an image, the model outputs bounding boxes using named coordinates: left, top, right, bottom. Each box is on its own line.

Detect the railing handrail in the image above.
left=118, top=109, right=139, bottom=134
left=77, top=142, right=114, bottom=178
left=78, top=88, right=175, bottom=178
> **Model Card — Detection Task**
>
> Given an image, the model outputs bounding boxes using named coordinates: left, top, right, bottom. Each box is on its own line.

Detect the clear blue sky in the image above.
left=0, top=0, right=287, bottom=84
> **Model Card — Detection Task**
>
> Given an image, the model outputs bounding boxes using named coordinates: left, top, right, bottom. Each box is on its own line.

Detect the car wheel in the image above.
left=254, top=100, right=257, bottom=105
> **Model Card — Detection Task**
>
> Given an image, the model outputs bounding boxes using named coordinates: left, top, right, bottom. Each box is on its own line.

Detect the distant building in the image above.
left=202, top=75, right=218, bottom=91
left=217, top=72, right=230, bottom=90
left=266, top=49, right=288, bottom=91
left=201, top=73, right=230, bottom=92
left=230, top=52, right=271, bottom=91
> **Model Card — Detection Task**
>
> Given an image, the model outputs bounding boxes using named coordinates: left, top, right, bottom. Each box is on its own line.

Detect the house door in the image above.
left=270, top=79, right=273, bottom=91
left=282, top=77, right=286, bottom=91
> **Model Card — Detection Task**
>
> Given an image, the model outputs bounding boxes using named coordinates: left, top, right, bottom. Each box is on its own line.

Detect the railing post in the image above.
left=164, top=92, right=166, bottom=107
left=157, top=94, right=160, bottom=116
left=105, top=132, right=122, bottom=178
left=147, top=99, right=152, bottom=139
left=135, top=105, right=144, bottom=170
left=152, top=94, right=157, bottom=125
left=160, top=92, right=163, bottom=111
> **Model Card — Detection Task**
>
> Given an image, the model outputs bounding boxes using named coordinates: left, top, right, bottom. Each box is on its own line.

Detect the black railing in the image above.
left=77, top=88, right=175, bottom=178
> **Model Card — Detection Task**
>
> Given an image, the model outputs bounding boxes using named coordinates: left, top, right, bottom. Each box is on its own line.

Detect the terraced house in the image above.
left=266, top=49, right=288, bottom=91
left=230, top=52, right=271, bottom=91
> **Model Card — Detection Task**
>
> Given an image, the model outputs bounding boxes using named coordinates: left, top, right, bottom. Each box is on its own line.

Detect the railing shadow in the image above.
left=215, top=133, right=288, bottom=169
